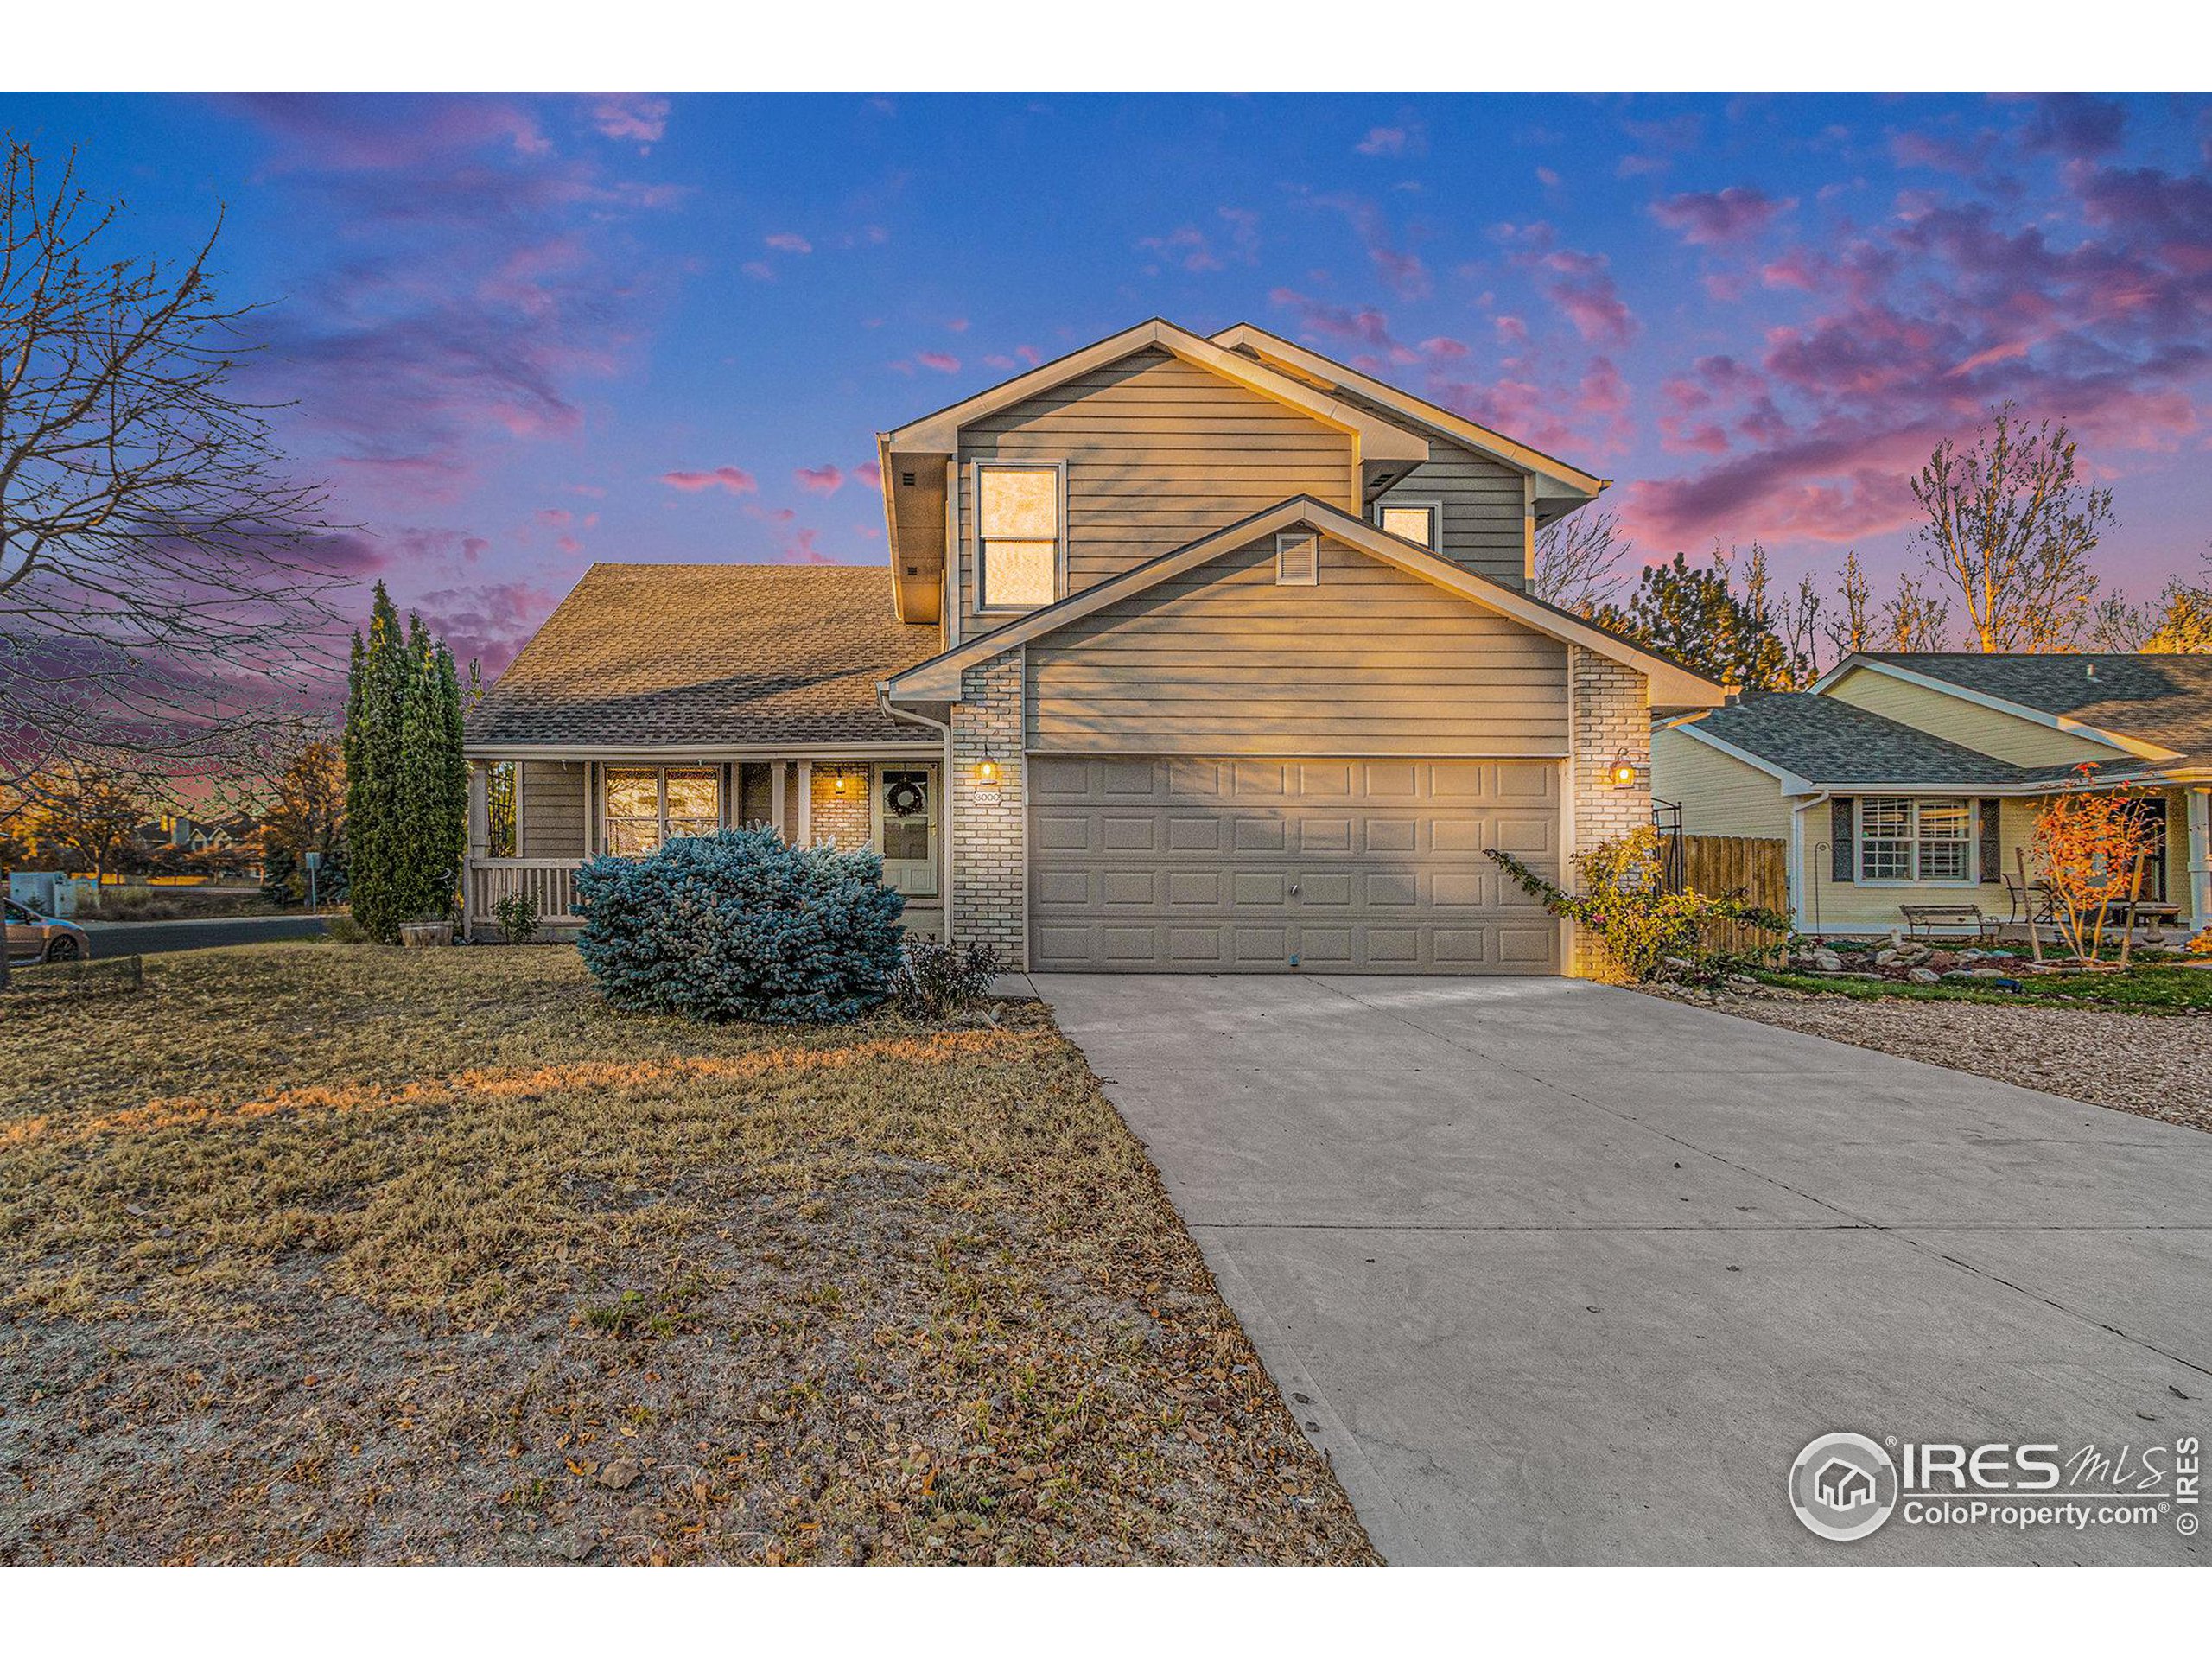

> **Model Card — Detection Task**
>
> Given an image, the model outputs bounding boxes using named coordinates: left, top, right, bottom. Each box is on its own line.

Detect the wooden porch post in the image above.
left=2190, top=786, right=2211, bottom=931
left=797, top=760, right=814, bottom=848
left=771, top=760, right=788, bottom=840
left=465, top=762, right=489, bottom=942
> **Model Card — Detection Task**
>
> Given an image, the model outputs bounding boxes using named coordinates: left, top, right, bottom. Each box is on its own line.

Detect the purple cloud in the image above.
left=1649, top=186, right=1792, bottom=246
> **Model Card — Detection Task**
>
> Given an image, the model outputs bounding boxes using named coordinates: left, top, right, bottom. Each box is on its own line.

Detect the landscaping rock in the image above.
left=1906, top=968, right=1942, bottom=984
left=1809, top=951, right=1845, bottom=974
left=596, top=1459, right=640, bottom=1491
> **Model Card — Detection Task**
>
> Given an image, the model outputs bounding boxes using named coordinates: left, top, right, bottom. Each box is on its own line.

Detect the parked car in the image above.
left=4, top=899, right=90, bottom=963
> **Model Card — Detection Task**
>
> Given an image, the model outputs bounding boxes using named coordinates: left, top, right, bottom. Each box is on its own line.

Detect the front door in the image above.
left=877, top=767, right=938, bottom=897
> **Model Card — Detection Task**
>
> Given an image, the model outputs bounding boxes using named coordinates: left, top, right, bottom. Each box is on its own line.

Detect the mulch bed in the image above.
left=0, top=945, right=1376, bottom=1565
left=1649, top=983, right=2212, bottom=1135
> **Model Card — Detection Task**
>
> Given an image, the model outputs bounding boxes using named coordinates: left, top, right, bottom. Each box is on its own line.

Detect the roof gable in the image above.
left=883, top=496, right=1725, bottom=709
left=883, top=318, right=1428, bottom=464
left=1210, top=322, right=1606, bottom=503
left=1813, top=653, right=2200, bottom=764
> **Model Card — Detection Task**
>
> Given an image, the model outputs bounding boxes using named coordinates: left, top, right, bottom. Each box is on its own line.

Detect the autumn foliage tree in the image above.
left=2029, top=766, right=2164, bottom=965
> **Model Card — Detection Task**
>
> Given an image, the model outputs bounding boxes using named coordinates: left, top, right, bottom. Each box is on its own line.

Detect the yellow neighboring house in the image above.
left=1650, top=652, right=2212, bottom=939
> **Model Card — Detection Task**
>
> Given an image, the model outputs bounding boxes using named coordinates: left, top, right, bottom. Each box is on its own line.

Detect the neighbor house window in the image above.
left=1859, top=797, right=1973, bottom=883
left=603, top=766, right=721, bottom=855
left=1377, top=501, right=1439, bottom=549
left=976, top=463, right=1060, bottom=610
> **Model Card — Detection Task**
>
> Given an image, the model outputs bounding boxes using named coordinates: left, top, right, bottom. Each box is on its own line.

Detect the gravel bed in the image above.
left=1649, top=986, right=2212, bottom=1135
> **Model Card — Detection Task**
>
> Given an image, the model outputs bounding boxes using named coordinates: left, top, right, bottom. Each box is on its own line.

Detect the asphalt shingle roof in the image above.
left=465, top=563, right=941, bottom=748
left=1858, top=652, right=2212, bottom=766
left=1688, top=694, right=2053, bottom=786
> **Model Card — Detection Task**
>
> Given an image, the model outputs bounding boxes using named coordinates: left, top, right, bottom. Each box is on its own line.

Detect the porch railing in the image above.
left=467, top=858, right=583, bottom=930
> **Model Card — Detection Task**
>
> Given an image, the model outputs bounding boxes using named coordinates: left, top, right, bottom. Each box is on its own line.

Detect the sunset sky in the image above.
left=6, top=91, right=2208, bottom=673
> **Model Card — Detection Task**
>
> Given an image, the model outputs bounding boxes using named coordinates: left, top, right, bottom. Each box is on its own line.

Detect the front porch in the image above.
left=462, top=749, right=945, bottom=940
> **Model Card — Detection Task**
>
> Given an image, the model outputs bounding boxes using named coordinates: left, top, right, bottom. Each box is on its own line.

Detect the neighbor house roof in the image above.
left=1671, top=691, right=2168, bottom=793
left=465, top=564, right=940, bottom=751
left=1849, top=652, right=2212, bottom=767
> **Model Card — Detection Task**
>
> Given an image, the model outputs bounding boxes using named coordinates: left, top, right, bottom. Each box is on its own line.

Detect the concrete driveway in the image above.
left=1037, top=974, right=2211, bottom=1564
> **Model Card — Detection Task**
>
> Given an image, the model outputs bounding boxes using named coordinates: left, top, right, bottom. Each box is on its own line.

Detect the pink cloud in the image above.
left=416, top=580, right=560, bottom=677
left=1267, top=288, right=1415, bottom=369
left=855, top=460, right=883, bottom=489
left=741, top=260, right=775, bottom=282
left=660, top=465, right=758, bottom=494
left=795, top=464, right=844, bottom=494
left=588, top=93, right=669, bottom=146
left=1649, top=185, right=1792, bottom=246
left=765, top=232, right=812, bottom=254
left=916, top=351, right=961, bottom=373
left=1533, top=248, right=1637, bottom=347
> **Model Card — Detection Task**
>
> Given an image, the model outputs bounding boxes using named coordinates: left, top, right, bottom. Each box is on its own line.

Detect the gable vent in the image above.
left=900, top=471, right=917, bottom=488
left=1275, top=531, right=1319, bottom=586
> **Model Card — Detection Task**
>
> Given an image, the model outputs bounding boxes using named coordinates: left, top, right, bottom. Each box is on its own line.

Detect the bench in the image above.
left=1898, top=903, right=2001, bottom=942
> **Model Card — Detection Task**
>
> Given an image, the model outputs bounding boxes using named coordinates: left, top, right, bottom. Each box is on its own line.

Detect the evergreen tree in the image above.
left=1596, top=550, right=1791, bottom=691
left=342, top=585, right=466, bottom=939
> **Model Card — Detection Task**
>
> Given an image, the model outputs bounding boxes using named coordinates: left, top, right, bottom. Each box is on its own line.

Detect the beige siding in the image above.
left=1649, top=726, right=1791, bottom=838
left=518, top=760, right=587, bottom=858
left=1824, top=666, right=2119, bottom=768
left=1377, top=442, right=1529, bottom=588
left=957, top=347, right=1357, bottom=636
left=1025, top=535, right=1567, bottom=757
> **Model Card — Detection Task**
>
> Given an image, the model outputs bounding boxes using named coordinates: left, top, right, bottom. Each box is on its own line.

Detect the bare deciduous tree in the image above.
left=1880, top=571, right=1953, bottom=652
left=1824, top=550, right=1872, bottom=662
left=1909, top=404, right=2112, bottom=652
left=0, top=138, right=344, bottom=804
left=1533, top=508, right=1632, bottom=618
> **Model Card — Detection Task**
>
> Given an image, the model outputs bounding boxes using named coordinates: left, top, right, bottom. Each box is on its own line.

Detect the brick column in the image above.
left=950, top=652, right=1027, bottom=966
left=1569, top=646, right=1652, bottom=979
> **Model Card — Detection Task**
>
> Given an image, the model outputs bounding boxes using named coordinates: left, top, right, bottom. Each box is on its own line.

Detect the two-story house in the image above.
left=463, top=318, right=1726, bottom=975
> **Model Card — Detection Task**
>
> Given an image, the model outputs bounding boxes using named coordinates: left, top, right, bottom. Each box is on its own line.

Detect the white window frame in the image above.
left=972, top=459, right=1067, bottom=615
left=600, top=765, right=724, bottom=856
left=1375, top=498, right=1443, bottom=551
left=1856, top=795, right=1977, bottom=887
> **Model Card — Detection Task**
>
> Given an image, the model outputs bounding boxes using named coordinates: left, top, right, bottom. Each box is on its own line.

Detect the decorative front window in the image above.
left=604, top=766, right=721, bottom=855
left=977, top=463, right=1060, bottom=610
left=1859, top=797, right=1972, bottom=883
left=1377, top=501, right=1439, bottom=549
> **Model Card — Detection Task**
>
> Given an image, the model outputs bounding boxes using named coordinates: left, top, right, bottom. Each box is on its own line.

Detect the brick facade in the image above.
left=1569, top=645, right=1654, bottom=979
left=808, top=764, right=872, bottom=850
left=950, top=652, right=1027, bottom=965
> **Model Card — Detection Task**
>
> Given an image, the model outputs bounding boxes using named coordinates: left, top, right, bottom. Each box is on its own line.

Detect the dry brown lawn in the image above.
left=0, top=944, right=1375, bottom=1565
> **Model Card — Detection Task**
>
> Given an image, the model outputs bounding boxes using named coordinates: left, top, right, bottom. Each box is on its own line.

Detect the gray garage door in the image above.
left=1028, top=755, right=1563, bottom=973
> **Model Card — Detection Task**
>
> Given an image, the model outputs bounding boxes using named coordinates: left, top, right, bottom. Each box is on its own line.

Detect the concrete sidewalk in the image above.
left=1037, top=973, right=2212, bottom=1565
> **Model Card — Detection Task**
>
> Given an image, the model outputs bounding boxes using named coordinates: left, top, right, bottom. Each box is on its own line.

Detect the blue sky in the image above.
left=5, top=91, right=2208, bottom=671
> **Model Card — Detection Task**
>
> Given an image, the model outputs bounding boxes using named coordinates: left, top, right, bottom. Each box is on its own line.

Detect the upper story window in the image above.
left=1377, top=501, right=1439, bottom=550
left=1859, top=796, right=1972, bottom=884
left=977, top=463, right=1061, bottom=611
left=604, top=766, right=721, bottom=855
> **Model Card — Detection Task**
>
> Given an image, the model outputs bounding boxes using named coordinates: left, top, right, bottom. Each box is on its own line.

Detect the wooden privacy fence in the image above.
left=1674, top=833, right=1790, bottom=960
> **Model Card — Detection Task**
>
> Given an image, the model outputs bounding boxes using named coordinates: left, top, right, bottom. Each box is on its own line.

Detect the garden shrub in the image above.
left=1489, top=825, right=1794, bottom=983
left=323, top=913, right=370, bottom=945
left=574, top=827, right=906, bottom=1023
left=887, top=938, right=1001, bottom=1020
left=493, top=887, right=541, bottom=945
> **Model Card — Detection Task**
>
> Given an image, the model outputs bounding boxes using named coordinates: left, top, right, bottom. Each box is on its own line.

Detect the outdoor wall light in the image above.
left=833, top=772, right=849, bottom=793
left=977, top=750, right=1001, bottom=785
left=1608, top=751, right=1640, bottom=787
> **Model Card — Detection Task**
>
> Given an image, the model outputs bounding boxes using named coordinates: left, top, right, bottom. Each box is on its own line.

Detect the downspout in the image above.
left=1789, top=791, right=1830, bottom=938
left=879, top=683, right=956, bottom=944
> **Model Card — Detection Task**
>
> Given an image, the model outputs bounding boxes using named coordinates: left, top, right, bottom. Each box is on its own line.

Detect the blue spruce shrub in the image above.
left=574, top=827, right=906, bottom=1023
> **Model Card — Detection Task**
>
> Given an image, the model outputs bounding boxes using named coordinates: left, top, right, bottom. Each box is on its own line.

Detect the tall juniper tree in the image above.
left=343, top=583, right=465, bottom=940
